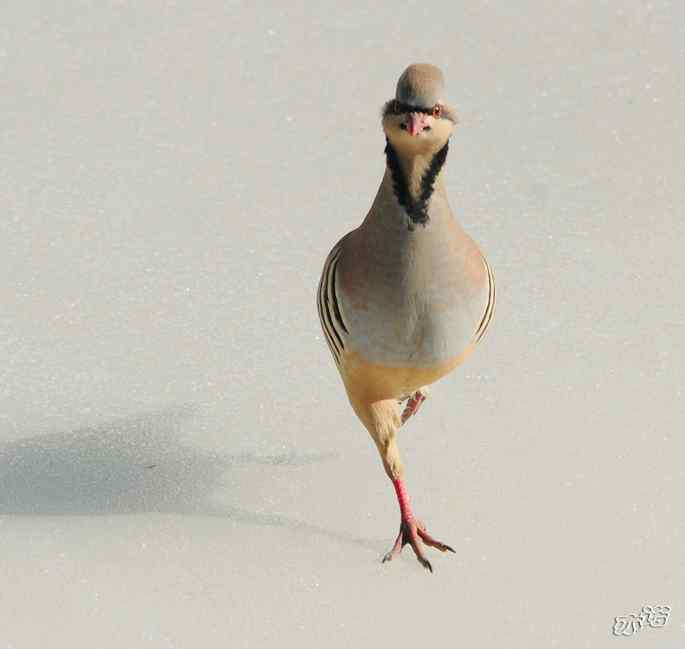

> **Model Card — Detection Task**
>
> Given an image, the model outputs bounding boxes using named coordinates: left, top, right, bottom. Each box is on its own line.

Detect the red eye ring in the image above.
left=432, top=104, right=442, bottom=118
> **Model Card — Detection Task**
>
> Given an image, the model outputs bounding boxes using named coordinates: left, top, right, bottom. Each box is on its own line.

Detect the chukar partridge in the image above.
left=317, top=64, right=495, bottom=572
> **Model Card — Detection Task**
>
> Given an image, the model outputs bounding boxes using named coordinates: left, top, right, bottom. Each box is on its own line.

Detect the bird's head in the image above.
left=382, top=64, right=457, bottom=153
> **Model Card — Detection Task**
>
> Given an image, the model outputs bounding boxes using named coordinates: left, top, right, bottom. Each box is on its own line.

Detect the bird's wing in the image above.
left=316, top=236, right=351, bottom=367
left=473, top=255, right=495, bottom=344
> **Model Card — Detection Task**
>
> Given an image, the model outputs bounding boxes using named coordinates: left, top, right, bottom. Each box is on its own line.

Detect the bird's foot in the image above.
left=400, top=388, right=429, bottom=425
left=382, top=518, right=455, bottom=572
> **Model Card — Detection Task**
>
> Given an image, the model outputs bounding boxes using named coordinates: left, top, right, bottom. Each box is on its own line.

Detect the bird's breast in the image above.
left=337, top=221, right=490, bottom=369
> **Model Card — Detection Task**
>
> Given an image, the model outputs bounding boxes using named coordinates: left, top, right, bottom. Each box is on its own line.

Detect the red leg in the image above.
left=381, top=478, right=455, bottom=572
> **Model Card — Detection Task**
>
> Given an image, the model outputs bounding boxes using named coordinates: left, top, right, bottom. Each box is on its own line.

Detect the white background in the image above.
left=1, top=2, right=683, bottom=647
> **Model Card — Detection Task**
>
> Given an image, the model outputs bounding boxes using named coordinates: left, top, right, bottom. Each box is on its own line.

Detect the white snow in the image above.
left=1, top=2, right=684, bottom=648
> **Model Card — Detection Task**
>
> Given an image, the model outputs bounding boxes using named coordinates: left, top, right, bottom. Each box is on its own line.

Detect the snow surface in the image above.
left=1, top=2, right=684, bottom=648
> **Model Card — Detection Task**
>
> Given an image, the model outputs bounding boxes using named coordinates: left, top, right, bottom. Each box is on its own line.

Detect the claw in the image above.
left=381, top=518, right=452, bottom=572
left=417, top=526, right=456, bottom=553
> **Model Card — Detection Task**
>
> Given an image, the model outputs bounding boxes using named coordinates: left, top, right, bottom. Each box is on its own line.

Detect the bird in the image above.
left=316, top=64, right=495, bottom=572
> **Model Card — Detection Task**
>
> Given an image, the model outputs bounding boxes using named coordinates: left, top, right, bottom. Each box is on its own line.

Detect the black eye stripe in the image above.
left=384, top=99, right=435, bottom=116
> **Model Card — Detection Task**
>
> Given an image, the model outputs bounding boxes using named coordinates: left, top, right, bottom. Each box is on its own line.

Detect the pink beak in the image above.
left=406, top=112, right=429, bottom=136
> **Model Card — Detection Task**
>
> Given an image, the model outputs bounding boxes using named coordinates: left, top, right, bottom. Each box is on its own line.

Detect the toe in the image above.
left=417, top=556, right=433, bottom=573
left=416, top=525, right=456, bottom=554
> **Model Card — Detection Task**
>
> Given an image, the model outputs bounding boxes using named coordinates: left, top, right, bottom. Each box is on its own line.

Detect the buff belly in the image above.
left=340, top=344, right=477, bottom=403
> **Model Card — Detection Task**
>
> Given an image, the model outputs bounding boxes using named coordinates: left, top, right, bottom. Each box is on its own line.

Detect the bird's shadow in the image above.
left=0, top=406, right=378, bottom=552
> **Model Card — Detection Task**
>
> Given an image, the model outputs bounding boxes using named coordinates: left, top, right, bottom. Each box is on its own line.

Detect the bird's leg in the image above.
left=400, top=387, right=429, bottom=425
left=351, top=397, right=454, bottom=572
left=382, top=477, right=455, bottom=572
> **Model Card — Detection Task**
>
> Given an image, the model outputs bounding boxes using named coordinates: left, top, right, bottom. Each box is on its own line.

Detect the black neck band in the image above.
left=384, top=139, right=449, bottom=228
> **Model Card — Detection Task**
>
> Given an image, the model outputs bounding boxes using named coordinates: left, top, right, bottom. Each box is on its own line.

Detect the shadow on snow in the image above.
left=0, top=406, right=378, bottom=552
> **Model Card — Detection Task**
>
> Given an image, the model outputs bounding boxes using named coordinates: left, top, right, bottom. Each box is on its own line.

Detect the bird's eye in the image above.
left=432, top=104, right=442, bottom=118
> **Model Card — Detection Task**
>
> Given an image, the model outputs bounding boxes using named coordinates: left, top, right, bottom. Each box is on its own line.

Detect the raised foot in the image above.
left=400, top=388, right=429, bottom=425
left=382, top=518, right=455, bottom=572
